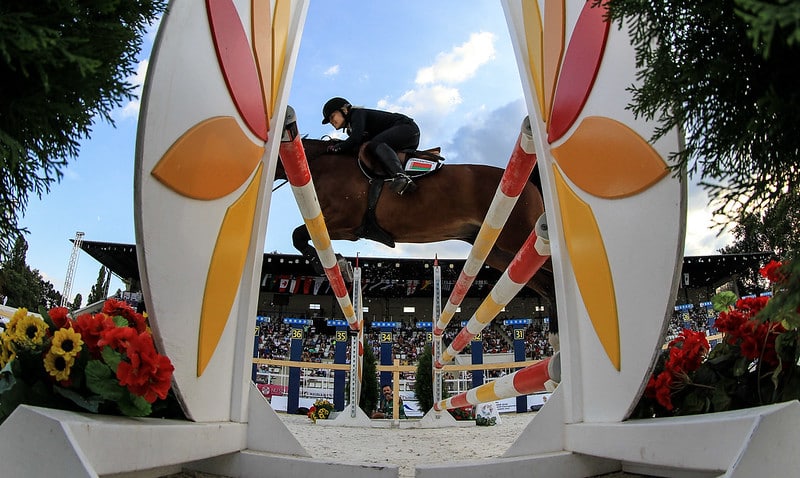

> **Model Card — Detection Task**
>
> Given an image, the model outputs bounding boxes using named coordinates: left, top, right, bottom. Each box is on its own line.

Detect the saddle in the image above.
left=354, top=148, right=445, bottom=248
left=357, top=147, right=445, bottom=181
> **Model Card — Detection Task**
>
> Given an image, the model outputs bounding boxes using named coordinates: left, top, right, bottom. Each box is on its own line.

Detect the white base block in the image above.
left=0, top=405, right=246, bottom=478
left=189, top=449, right=399, bottom=478
left=317, top=403, right=373, bottom=427
left=244, top=384, right=308, bottom=456
left=413, top=408, right=476, bottom=428
left=416, top=451, right=620, bottom=478
left=566, top=400, right=800, bottom=477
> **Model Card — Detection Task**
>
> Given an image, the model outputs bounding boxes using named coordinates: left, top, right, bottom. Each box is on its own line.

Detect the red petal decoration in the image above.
left=206, top=0, right=268, bottom=141
left=547, top=1, right=610, bottom=143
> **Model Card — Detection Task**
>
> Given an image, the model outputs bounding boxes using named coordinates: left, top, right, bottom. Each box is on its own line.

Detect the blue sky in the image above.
left=17, top=1, right=732, bottom=304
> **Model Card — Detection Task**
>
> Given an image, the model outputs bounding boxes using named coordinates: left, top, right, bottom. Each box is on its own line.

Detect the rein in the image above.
left=272, top=179, right=289, bottom=192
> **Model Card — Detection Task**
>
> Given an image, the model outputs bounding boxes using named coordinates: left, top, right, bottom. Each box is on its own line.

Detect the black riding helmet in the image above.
left=322, top=97, right=351, bottom=124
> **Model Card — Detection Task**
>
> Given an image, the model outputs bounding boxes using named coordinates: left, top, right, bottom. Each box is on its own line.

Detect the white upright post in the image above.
left=432, top=258, right=443, bottom=410
left=418, top=257, right=466, bottom=428
left=323, top=262, right=372, bottom=427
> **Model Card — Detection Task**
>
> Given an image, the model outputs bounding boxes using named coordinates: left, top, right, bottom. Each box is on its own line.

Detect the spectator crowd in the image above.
left=255, top=304, right=721, bottom=366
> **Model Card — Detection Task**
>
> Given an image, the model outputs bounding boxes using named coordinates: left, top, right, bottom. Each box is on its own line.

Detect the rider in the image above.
left=322, top=97, right=419, bottom=195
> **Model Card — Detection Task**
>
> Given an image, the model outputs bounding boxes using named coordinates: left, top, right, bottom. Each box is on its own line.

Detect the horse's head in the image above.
left=274, top=105, right=350, bottom=183
left=274, top=137, right=344, bottom=182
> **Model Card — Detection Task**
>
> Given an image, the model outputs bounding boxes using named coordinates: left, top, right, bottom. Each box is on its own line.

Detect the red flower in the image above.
left=735, top=296, right=769, bottom=317
left=652, top=372, right=675, bottom=410
left=116, top=332, right=174, bottom=403
left=48, top=307, right=72, bottom=329
left=665, top=329, right=709, bottom=375
left=73, top=313, right=116, bottom=356
left=760, top=260, right=786, bottom=284
left=97, top=325, right=138, bottom=352
left=716, top=309, right=748, bottom=337
left=102, top=299, right=147, bottom=333
left=738, top=320, right=767, bottom=360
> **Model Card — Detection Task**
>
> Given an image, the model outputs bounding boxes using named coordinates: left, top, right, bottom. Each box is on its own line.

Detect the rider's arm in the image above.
left=336, top=108, right=367, bottom=152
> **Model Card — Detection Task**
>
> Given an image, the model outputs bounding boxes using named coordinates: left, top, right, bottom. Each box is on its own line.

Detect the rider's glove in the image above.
left=327, top=144, right=342, bottom=153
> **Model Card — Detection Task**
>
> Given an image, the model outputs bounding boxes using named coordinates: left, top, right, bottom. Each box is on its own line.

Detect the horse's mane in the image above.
left=300, top=137, right=339, bottom=161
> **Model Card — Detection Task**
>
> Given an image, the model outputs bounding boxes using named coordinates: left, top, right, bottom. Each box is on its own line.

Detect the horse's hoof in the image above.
left=336, top=254, right=354, bottom=283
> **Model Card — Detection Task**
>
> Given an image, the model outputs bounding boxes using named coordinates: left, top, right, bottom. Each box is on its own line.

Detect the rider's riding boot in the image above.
left=374, top=143, right=417, bottom=195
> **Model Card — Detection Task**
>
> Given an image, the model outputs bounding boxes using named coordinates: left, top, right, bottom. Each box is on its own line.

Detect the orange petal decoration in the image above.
left=271, top=0, right=290, bottom=113
left=543, top=0, right=566, bottom=124
left=551, top=116, right=669, bottom=199
left=151, top=116, right=264, bottom=200
left=547, top=0, right=609, bottom=143
left=553, top=165, right=620, bottom=370
left=251, top=0, right=273, bottom=123
left=197, top=164, right=263, bottom=376
left=207, top=0, right=268, bottom=140
left=522, top=0, right=545, bottom=119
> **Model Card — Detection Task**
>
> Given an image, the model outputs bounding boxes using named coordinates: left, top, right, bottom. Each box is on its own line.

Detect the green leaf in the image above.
left=39, top=306, right=56, bottom=330
left=775, top=330, right=796, bottom=359
left=712, top=291, right=738, bottom=312
left=733, top=356, right=750, bottom=377
left=681, top=392, right=707, bottom=414
left=100, top=346, right=123, bottom=372
left=84, top=360, right=125, bottom=401
left=778, top=368, right=800, bottom=402
left=711, top=384, right=732, bottom=412
left=52, top=385, right=102, bottom=413
left=112, top=316, right=128, bottom=328
left=117, top=392, right=152, bottom=417
left=0, top=360, right=17, bottom=394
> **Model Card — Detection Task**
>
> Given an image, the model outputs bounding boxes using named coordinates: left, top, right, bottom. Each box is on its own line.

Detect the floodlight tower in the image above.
left=61, top=231, right=85, bottom=307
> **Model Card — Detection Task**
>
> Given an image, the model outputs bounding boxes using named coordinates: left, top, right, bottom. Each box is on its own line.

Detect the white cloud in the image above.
left=378, top=85, right=462, bottom=118
left=119, top=59, right=149, bottom=120
left=684, top=182, right=733, bottom=256
left=415, top=31, right=496, bottom=85
left=324, top=64, right=340, bottom=76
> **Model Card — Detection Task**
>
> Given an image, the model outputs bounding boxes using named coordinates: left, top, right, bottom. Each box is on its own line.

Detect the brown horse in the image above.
left=275, top=137, right=556, bottom=329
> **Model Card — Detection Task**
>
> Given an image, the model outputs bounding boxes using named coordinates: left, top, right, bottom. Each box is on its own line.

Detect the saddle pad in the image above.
left=405, top=158, right=443, bottom=173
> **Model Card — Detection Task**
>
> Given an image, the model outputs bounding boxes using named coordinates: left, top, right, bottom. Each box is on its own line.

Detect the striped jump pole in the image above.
left=433, top=352, right=560, bottom=412
left=436, top=218, right=550, bottom=367
left=279, top=107, right=358, bottom=331
left=433, top=117, right=537, bottom=337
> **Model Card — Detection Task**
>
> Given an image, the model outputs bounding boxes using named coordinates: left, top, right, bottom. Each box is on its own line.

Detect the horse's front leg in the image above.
left=292, top=225, right=324, bottom=275
left=291, top=225, right=353, bottom=282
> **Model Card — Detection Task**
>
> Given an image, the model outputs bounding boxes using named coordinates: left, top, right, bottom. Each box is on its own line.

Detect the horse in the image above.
left=274, top=137, right=557, bottom=331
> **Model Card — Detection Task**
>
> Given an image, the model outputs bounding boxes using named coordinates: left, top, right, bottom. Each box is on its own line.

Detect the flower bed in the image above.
left=0, top=299, right=176, bottom=423
left=634, top=260, right=800, bottom=417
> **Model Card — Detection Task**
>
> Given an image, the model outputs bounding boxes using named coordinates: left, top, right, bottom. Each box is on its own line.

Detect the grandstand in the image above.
left=77, top=239, right=770, bottom=362
left=73, top=240, right=770, bottom=403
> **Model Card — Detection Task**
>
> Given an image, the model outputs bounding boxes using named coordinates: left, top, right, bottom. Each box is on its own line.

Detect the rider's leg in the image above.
left=372, top=142, right=417, bottom=195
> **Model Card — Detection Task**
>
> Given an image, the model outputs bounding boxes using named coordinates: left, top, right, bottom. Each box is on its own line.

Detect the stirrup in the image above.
left=389, top=174, right=416, bottom=195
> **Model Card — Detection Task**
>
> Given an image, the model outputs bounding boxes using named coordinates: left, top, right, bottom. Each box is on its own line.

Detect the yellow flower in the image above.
left=0, top=333, right=16, bottom=368
left=12, top=314, right=48, bottom=347
left=50, top=328, right=83, bottom=358
left=5, top=308, right=29, bottom=336
left=44, top=350, right=74, bottom=382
